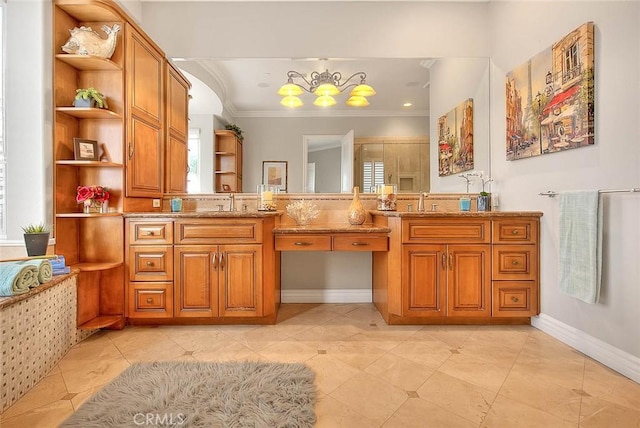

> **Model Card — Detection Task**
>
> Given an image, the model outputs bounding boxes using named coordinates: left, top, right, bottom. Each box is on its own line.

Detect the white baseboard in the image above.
left=532, top=313, right=640, bottom=383
left=281, top=289, right=372, bottom=304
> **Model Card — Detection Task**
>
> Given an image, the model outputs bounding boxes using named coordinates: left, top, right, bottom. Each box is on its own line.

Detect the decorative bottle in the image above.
left=348, top=186, right=367, bottom=225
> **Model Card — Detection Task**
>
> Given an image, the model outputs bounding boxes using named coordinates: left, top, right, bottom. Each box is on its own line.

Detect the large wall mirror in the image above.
left=180, top=57, right=490, bottom=195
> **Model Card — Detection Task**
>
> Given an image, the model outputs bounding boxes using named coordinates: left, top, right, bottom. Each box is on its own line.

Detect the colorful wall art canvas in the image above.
left=506, top=22, right=594, bottom=161
left=438, top=98, right=474, bottom=176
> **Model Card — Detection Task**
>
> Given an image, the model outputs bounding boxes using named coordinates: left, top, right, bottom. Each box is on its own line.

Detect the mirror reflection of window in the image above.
left=187, top=128, right=201, bottom=193
left=363, top=161, right=384, bottom=193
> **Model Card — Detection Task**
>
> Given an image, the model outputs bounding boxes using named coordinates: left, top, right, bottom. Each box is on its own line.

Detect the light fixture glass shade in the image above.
left=350, top=84, right=376, bottom=97
left=346, top=95, right=370, bottom=107
left=277, top=83, right=303, bottom=96
left=314, top=83, right=340, bottom=96
left=280, top=95, right=303, bottom=108
left=313, top=95, right=337, bottom=107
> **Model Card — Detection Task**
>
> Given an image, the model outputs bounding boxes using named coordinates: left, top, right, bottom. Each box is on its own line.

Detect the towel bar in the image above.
left=539, top=188, right=640, bottom=197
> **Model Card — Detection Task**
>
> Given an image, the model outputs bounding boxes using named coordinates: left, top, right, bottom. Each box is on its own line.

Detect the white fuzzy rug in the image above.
left=61, top=361, right=317, bottom=427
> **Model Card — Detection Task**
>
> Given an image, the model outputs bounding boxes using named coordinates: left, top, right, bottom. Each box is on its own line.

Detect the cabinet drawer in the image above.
left=129, top=220, right=173, bottom=245
left=129, top=246, right=173, bottom=281
left=492, top=281, right=538, bottom=317
left=275, top=235, right=332, bottom=251
left=175, top=219, right=262, bottom=244
left=492, top=219, right=538, bottom=244
left=492, top=245, right=536, bottom=280
left=332, top=234, right=388, bottom=251
left=128, top=282, right=173, bottom=318
left=402, top=219, right=490, bottom=244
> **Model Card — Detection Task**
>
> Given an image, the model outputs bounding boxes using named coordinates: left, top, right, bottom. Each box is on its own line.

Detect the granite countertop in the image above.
left=123, top=211, right=283, bottom=218
left=371, top=210, right=543, bottom=218
left=274, top=224, right=391, bottom=234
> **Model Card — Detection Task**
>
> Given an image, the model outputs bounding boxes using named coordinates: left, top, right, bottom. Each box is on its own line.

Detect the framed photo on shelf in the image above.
left=262, top=161, right=288, bottom=192
left=73, top=138, right=99, bottom=161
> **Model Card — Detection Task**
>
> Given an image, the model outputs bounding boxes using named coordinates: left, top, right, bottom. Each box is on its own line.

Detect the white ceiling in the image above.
left=180, top=57, right=433, bottom=118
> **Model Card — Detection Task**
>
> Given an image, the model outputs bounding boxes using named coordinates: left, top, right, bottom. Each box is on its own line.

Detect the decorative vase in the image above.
left=477, top=195, right=491, bottom=212
left=348, top=186, right=366, bottom=225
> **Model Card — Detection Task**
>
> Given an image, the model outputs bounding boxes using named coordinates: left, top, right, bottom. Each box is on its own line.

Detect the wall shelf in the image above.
left=71, top=261, right=123, bottom=272
left=78, top=315, right=123, bottom=330
left=55, top=107, right=122, bottom=119
left=55, top=160, right=123, bottom=168
left=55, top=54, right=121, bottom=71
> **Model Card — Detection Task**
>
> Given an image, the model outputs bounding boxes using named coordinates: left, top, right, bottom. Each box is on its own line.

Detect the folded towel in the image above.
left=0, top=262, right=39, bottom=296
left=21, top=259, right=53, bottom=284
left=51, top=255, right=66, bottom=270
left=559, top=190, right=603, bottom=303
left=52, top=266, right=71, bottom=275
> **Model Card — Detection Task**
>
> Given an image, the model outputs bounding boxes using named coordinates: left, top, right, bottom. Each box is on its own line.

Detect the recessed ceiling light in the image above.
left=403, top=102, right=413, bottom=107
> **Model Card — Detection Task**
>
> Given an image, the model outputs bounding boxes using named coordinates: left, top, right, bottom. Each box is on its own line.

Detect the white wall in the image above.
left=489, top=2, right=640, bottom=359
left=1, top=0, right=51, bottom=250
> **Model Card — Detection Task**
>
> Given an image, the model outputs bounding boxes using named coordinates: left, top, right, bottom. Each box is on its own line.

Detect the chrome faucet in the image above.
left=228, top=193, right=235, bottom=211
left=418, top=192, right=428, bottom=212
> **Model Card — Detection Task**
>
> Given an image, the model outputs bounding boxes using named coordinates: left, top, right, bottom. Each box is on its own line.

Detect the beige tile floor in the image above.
left=2, top=303, right=640, bottom=427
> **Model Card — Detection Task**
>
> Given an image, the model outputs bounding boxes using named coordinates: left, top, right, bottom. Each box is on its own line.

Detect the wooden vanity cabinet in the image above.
left=373, top=214, right=540, bottom=324
left=491, top=218, right=539, bottom=317
left=126, top=219, right=174, bottom=318
left=402, top=219, right=491, bottom=318
left=173, top=218, right=276, bottom=320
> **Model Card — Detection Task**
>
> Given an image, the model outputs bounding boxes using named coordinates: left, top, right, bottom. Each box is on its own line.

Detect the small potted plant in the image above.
left=74, top=87, right=108, bottom=109
left=225, top=124, right=244, bottom=141
left=478, top=173, right=493, bottom=212
left=22, top=223, right=51, bottom=256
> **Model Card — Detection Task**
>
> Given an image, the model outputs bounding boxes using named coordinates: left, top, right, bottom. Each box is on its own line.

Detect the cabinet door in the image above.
left=402, top=245, right=446, bottom=317
left=126, top=115, right=163, bottom=197
left=166, top=133, right=188, bottom=193
left=165, top=65, right=189, bottom=193
left=447, top=245, right=491, bottom=317
left=219, top=244, right=263, bottom=317
left=174, top=246, right=218, bottom=317
left=126, top=25, right=164, bottom=197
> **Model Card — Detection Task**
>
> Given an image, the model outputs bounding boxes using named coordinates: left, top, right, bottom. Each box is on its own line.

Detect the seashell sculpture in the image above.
left=286, top=200, right=320, bottom=226
left=62, top=24, right=121, bottom=59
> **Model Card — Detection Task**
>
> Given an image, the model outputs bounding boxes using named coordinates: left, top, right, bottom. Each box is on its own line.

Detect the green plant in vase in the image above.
left=478, top=173, right=493, bottom=212
left=21, top=223, right=51, bottom=257
left=225, top=123, right=244, bottom=141
left=74, top=87, right=108, bottom=109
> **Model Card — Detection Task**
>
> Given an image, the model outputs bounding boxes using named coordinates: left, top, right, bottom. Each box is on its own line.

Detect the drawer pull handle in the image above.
left=146, top=231, right=155, bottom=236
left=146, top=261, right=154, bottom=266
left=220, top=252, right=225, bottom=270
left=351, top=242, right=369, bottom=246
left=449, top=253, right=453, bottom=270
left=146, top=298, right=153, bottom=303
left=294, top=242, right=312, bottom=246
left=212, top=252, right=218, bottom=270
left=442, top=253, right=446, bottom=270
left=511, top=297, right=520, bottom=303
left=512, top=260, right=519, bottom=265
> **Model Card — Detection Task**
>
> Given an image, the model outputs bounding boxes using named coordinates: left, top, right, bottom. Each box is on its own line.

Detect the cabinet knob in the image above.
left=511, top=296, right=520, bottom=302
left=511, top=260, right=519, bottom=265
left=146, top=261, right=154, bottom=266
left=512, top=230, right=520, bottom=235
left=146, top=298, right=153, bottom=304
left=146, top=231, right=155, bottom=236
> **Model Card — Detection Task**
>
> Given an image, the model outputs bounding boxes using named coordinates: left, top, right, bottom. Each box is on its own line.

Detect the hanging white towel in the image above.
left=558, top=190, right=603, bottom=303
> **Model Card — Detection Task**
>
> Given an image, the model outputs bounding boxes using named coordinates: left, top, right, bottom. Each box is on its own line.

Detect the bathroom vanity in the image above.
left=123, top=204, right=541, bottom=326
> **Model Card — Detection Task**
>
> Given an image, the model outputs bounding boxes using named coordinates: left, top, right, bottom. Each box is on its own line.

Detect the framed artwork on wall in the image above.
left=506, top=21, right=594, bottom=160
left=73, top=138, right=99, bottom=161
left=262, top=161, right=288, bottom=192
left=437, top=98, right=474, bottom=176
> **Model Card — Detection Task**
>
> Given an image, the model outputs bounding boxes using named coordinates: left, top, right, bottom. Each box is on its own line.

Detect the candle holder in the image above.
left=257, top=184, right=277, bottom=211
left=375, top=184, right=397, bottom=211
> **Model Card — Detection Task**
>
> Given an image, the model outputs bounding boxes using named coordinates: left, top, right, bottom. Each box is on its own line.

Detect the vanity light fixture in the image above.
left=278, top=69, right=376, bottom=108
